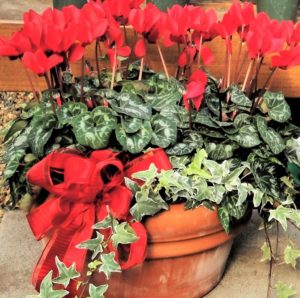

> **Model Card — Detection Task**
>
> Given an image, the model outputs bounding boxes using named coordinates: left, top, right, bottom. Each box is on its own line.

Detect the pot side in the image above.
left=92, top=204, right=251, bottom=298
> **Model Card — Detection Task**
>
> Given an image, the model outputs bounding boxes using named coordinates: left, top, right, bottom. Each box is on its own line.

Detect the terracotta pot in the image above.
left=92, top=204, right=251, bottom=298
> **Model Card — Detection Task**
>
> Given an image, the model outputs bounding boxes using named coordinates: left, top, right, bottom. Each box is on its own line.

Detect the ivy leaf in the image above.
left=99, top=252, right=121, bottom=279
left=131, top=163, right=158, bottom=185
left=269, top=206, right=294, bottom=231
left=260, top=242, right=271, bottom=262
left=52, top=257, right=80, bottom=288
left=150, top=114, right=177, bottom=148
left=88, top=284, right=108, bottom=298
left=185, top=149, right=212, bottom=179
left=111, top=222, right=139, bottom=248
left=3, top=149, right=25, bottom=180
left=77, top=232, right=104, bottom=259
left=284, top=244, right=300, bottom=268
left=275, top=281, right=297, bottom=298
left=93, top=214, right=118, bottom=230
left=256, top=116, right=285, bottom=155
left=263, top=91, right=291, bottom=123
left=30, top=271, right=69, bottom=298
left=115, top=120, right=152, bottom=154
left=73, top=107, right=117, bottom=149
left=130, top=187, right=168, bottom=221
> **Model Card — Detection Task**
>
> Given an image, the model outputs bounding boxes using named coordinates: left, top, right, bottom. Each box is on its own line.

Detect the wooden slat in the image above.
left=1, top=20, right=300, bottom=97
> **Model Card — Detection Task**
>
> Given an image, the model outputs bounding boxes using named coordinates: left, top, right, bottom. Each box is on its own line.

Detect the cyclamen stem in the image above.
left=227, top=53, right=232, bottom=88
left=95, top=40, right=101, bottom=86
left=80, top=56, right=85, bottom=102
left=139, top=57, right=144, bottom=80
left=157, top=43, right=169, bottom=80
left=22, top=62, right=39, bottom=102
left=44, top=72, right=55, bottom=111
left=189, top=100, right=193, bottom=130
left=197, top=34, right=203, bottom=69
left=234, top=38, right=243, bottom=82
left=110, top=47, right=117, bottom=90
left=242, top=59, right=254, bottom=91
left=236, top=46, right=247, bottom=83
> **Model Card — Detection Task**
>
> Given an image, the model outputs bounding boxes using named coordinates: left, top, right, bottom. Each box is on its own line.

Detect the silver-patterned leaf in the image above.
left=121, top=116, right=143, bottom=133
left=3, top=149, right=25, bottom=180
left=230, top=86, right=252, bottom=107
left=57, top=102, right=88, bottom=125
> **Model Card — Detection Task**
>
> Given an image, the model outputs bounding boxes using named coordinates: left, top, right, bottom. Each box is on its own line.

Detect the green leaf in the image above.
left=124, top=177, right=140, bottom=196
left=57, top=102, right=88, bottom=125
left=205, top=142, right=238, bottom=160
left=185, top=149, right=212, bottom=179
left=28, top=126, right=53, bottom=157
left=218, top=206, right=230, bottom=233
left=52, top=257, right=80, bottom=287
left=260, top=242, right=272, bottom=262
left=230, top=86, right=252, bottom=107
left=121, top=116, right=143, bottom=133
left=93, top=214, right=118, bottom=230
left=284, top=244, right=300, bottom=268
left=263, top=91, right=291, bottom=123
left=73, top=107, right=117, bottom=149
left=115, top=120, right=152, bottom=154
left=109, top=92, right=152, bottom=120
left=99, top=252, right=121, bottom=279
left=194, top=108, right=219, bottom=128
left=230, top=124, right=261, bottom=148
left=150, top=114, right=177, bottom=148
left=256, top=116, right=285, bottom=155
left=88, top=284, right=108, bottom=298
left=111, top=222, right=139, bottom=248
left=3, top=149, right=25, bottom=180
left=34, top=271, right=69, bottom=298
left=132, top=163, right=158, bottom=185
left=269, top=206, right=294, bottom=231
left=275, top=281, right=297, bottom=298
left=3, top=118, right=28, bottom=143
left=77, top=232, right=104, bottom=259
left=130, top=187, right=169, bottom=221
left=233, top=113, right=252, bottom=128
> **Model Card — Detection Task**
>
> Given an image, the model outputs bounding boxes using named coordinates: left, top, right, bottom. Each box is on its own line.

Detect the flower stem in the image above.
left=44, top=72, right=55, bottom=111
left=95, top=40, right=101, bottom=86
left=157, top=43, right=169, bottom=80
left=80, top=56, right=85, bottom=102
left=21, top=62, right=40, bottom=102
left=197, top=34, right=203, bottom=69
left=110, top=47, right=117, bottom=90
left=189, top=100, right=193, bottom=130
left=242, top=59, right=254, bottom=91
left=227, top=53, right=232, bottom=88
left=138, top=57, right=144, bottom=80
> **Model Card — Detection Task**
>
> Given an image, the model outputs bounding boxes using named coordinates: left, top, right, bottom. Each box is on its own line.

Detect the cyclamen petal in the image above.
left=134, top=38, right=146, bottom=58
left=69, top=44, right=85, bottom=63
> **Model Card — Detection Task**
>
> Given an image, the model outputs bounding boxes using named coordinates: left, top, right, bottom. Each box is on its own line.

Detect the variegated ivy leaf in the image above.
left=130, top=187, right=168, bottom=221
left=73, top=107, right=117, bottom=149
left=286, top=137, right=300, bottom=166
left=111, top=222, right=139, bottom=248
left=93, top=214, right=118, bottom=230
left=169, top=156, right=191, bottom=169
left=56, top=102, right=88, bottom=125
left=252, top=188, right=265, bottom=208
left=3, top=149, right=25, bottom=181
left=132, top=163, right=158, bottom=185
left=223, top=164, right=248, bottom=186
left=284, top=244, right=300, bottom=268
left=237, top=183, right=253, bottom=206
left=269, top=206, right=293, bottom=231
left=230, top=86, right=252, bottom=107
left=77, top=232, right=104, bottom=259
left=99, top=252, right=121, bottom=279
left=209, top=184, right=226, bottom=204
left=275, top=281, right=297, bottom=298
left=88, top=284, right=108, bottom=298
left=256, top=116, right=285, bottom=155
left=204, top=142, right=238, bottom=160
left=115, top=120, right=152, bottom=154
left=260, top=242, right=272, bottom=262
left=27, top=271, right=69, bottom=298
left=52, top=257, right=80, bottom=287
left=230, top=124, right=261, bottom=148
left=109, top=92, right=152, bottom=120
left=144, top=77, right=183, bottom=111
left=263, top=91, right=291, bottom=123
left=185, top=149, right=212, bottom=179
left=203, top=159, right=228, bottom=184
left=121, top=116, right=143, bottom=133
left=150, top=114, right=177, bottom=148
left=124, top=177, right=140, bottom=196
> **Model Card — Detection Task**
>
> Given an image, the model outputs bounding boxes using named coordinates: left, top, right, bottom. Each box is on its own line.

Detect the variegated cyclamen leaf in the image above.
left=28, top=127, right=53, bottom=157
left=3, top=118, right=28, bottom=143
left=150, top=114, right=177, bottom=148
left=144, top=77, right=183, bottom=111
left=194, top=108, right=219, bottom=128
left=205, top=142, right=238, bottom=160
left=109, top=93, right=152, bottom=120
left=161, top=106, right=190, bottom=128
left=263, top=91, right=291, bottom=123
left=121, top=116, right=143, bottom=133
left=218, top=206, right=230, bottom=233
left=73, top=107, right=117, bottom=149
left=231, top=124, right=261, bottom=148
left=233, top=113, right=252, bottom=128
left=115, top=120, right=152, bottom=154
left=3, top=149, right=25, bottom=180
left=56, top=102, right=88, bottom=125
left=256, top=116, right=285, bottom=155
left=230, top=86, right=252, bottom=107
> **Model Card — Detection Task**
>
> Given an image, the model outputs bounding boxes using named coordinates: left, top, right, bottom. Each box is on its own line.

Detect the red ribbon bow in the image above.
left=26, top=148, right=172, bottom=295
